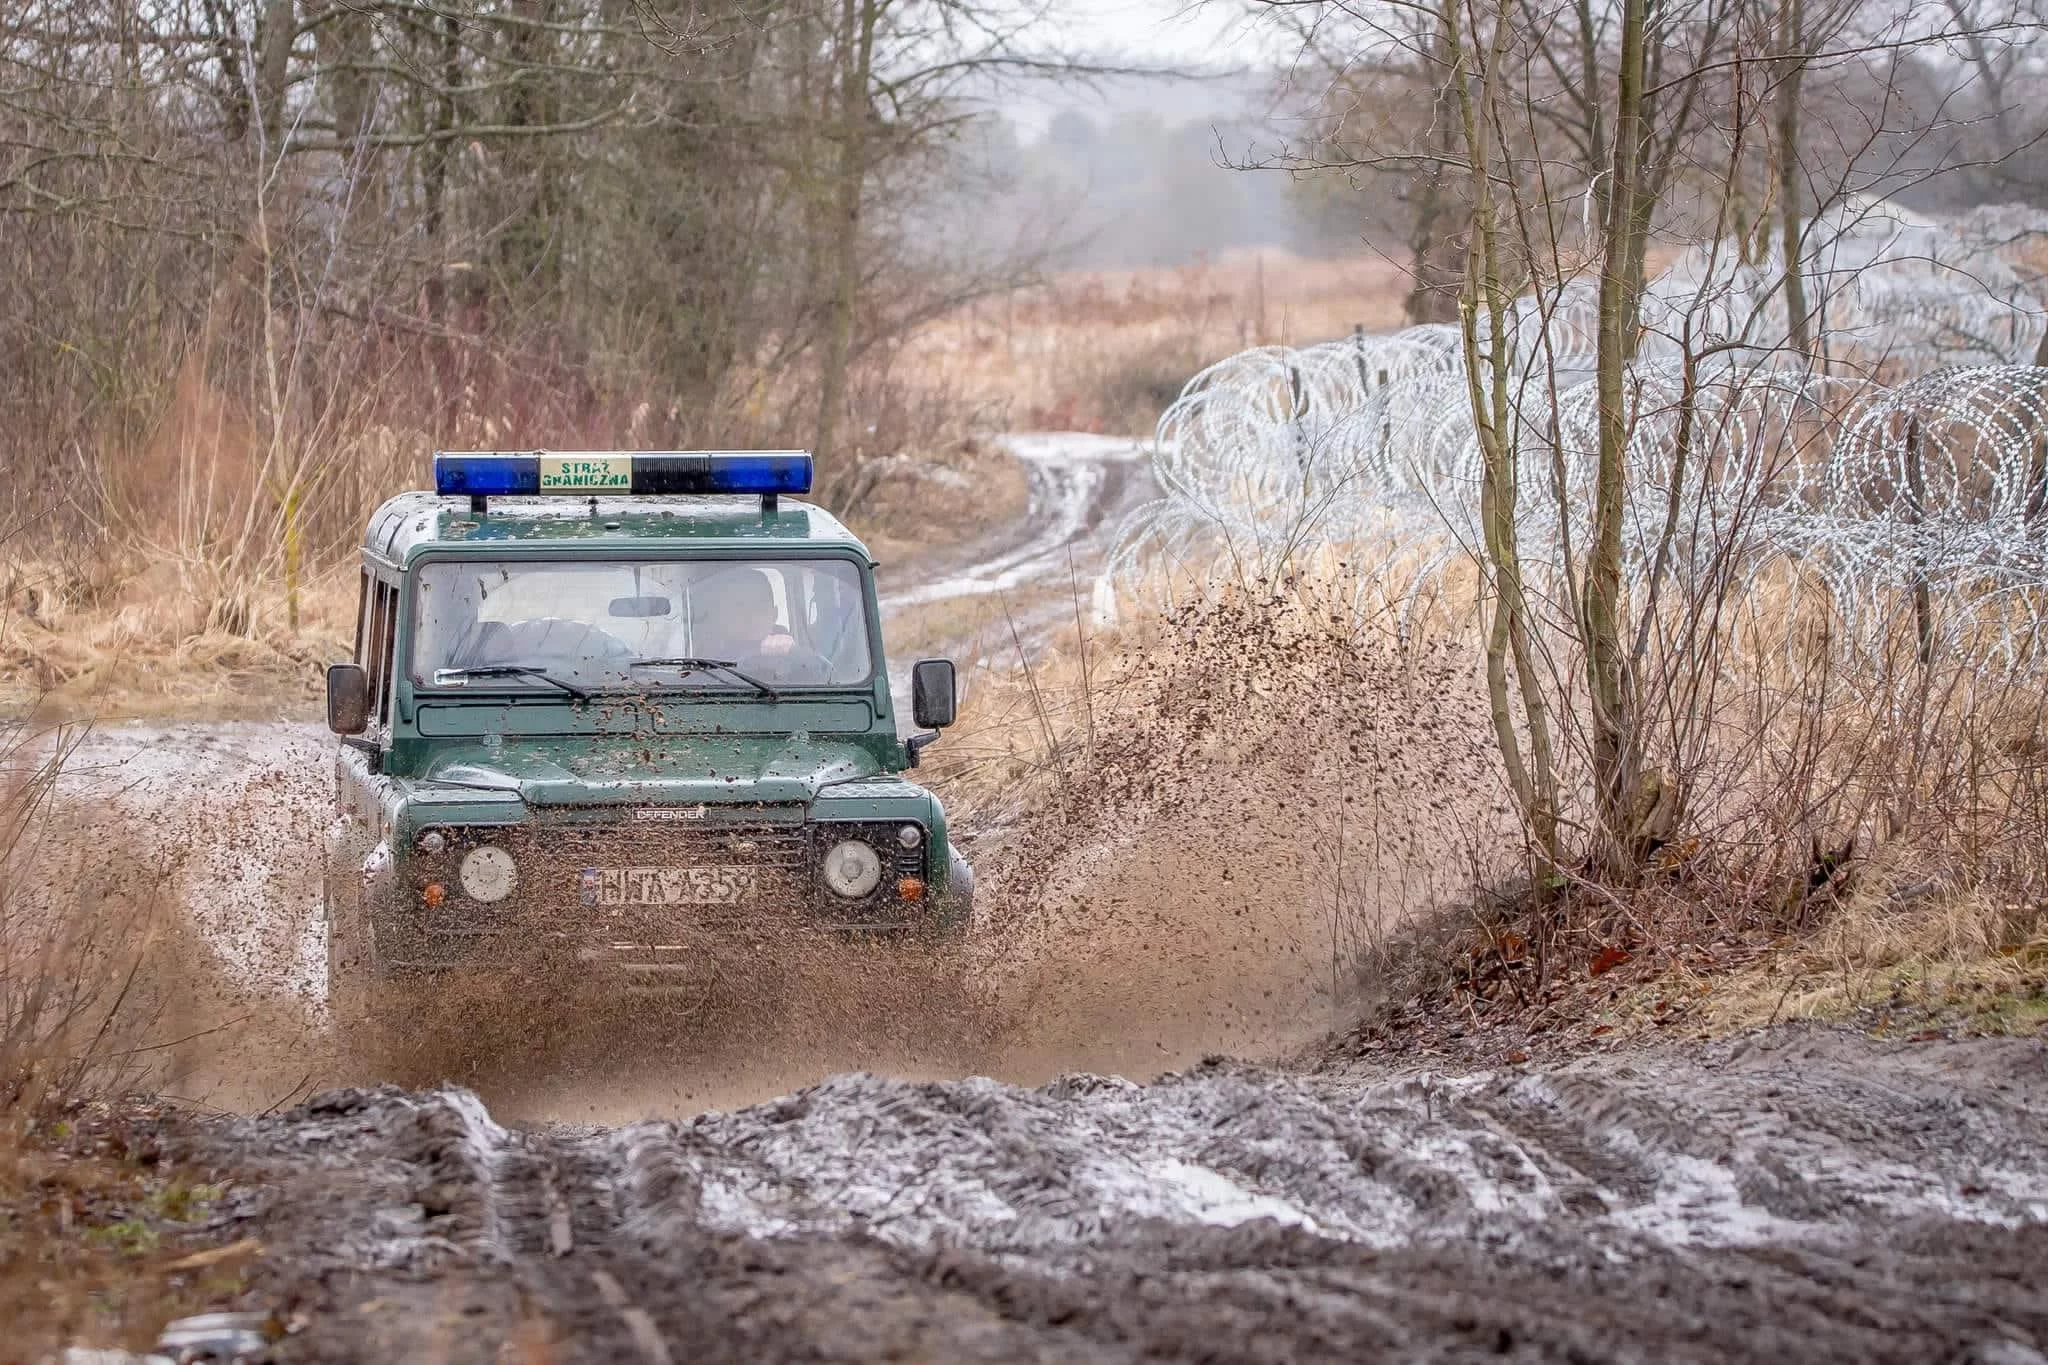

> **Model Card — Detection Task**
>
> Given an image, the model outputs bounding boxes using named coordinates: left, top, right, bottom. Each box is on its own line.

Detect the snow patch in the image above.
left=1140, top=1158, right=1322, bottom=1231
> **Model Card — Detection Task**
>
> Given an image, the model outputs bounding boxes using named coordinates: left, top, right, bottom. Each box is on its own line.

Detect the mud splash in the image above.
left=53, top=619, right=1495, bottom=1124
left=51, top=603, right=1507, bottom=1126
left=947, top=599, right=1510, bottom=1089
left=41, top=432, right=1176, bottom=1120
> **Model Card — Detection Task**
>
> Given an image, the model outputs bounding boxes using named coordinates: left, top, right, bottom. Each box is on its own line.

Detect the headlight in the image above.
left=897, top=824, right=922, bottom=849
left=459, top=845, right=518, bottom=903
left=821, top=839, right=882, bottom=898
left=416, top=828, right=447, bottom=854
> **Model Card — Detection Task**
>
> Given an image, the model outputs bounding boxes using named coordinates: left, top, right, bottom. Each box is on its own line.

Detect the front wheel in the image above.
left=936, top=843, right=976, bottom=932
left=323, top=858, right=379, bottom=1055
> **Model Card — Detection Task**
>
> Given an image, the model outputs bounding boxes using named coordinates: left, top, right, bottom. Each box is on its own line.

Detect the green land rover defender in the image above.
left=321, top=450, right=970, bottom=1021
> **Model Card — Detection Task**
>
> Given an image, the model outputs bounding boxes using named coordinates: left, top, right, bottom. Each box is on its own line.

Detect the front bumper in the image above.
left=370, top=816, right=961, bottom=977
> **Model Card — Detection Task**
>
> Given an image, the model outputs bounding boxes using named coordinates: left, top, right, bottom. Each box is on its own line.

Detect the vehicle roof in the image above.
left=361, top=492, right=871, bottom=568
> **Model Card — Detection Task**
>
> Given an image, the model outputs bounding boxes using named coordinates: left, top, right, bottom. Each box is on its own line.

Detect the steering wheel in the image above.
left=738, top=643, right=835, bottom=684
left=513, top=618, right=635, bottom=661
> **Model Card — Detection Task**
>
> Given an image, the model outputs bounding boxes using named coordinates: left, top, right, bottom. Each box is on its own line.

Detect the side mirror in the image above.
left=911, top=658, right=957, bottom=730
left=326, top=663, right=370, bottom=735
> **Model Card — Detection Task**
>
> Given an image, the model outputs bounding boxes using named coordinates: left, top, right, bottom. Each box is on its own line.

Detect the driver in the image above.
left=691, top=570, right=796, bottom=665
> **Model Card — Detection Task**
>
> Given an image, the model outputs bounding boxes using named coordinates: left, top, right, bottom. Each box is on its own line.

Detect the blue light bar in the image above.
left=435, top=453, right=540, bottom=497
left=434, top=451, right=812, bottom=500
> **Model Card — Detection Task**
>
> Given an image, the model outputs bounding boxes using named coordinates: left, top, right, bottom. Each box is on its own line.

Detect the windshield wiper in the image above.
left=629, top=656, right=780, bottom=701
left=433, top=664, right=589, bottom=701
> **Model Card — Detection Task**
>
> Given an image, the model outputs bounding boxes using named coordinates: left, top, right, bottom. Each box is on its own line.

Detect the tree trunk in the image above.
left=1775, top=0, right=1813, bottom=362
left=256, top=0, right=295, bottom=150
left=1586, top=0, right=1653, bottom=874
left=1447, top=0, right=1561, bottom=878
left=814, top=0, right=879, bottom=474
left=1403, top=16, right=1463, bottom=326
left=318, top=9, right=373, bottom=154
left=496, top=0, right=562, bottom=295
left=202, top=0, right=252, bottom=141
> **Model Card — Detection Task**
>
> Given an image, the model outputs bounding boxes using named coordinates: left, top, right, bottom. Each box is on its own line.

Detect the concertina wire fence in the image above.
left=1108, top=197, right=2048, bottom=674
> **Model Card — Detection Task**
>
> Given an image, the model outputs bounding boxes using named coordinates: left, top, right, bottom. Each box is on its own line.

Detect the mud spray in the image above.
left=56, top=611, right=1504, bottom=1125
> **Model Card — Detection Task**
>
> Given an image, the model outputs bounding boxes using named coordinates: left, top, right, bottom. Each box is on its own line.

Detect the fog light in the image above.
left=417, top=829, right=447, bottom=854
left=897, top=824, right=922, bottom=849
left=422, top=882, right=448, bottom=909
left=897, top=877, right=925, bottom=901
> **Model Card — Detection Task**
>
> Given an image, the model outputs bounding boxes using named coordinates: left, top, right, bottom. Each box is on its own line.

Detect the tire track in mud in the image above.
left=877, top=433, right=1149, bottom=615
left=877, top=432, right=1151, bottom=726
left=191, top=1028, right=2048, bottom=1362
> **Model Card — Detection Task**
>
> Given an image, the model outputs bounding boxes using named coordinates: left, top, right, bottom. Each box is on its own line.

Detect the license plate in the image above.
left=579, top=866, right=759, bottom=907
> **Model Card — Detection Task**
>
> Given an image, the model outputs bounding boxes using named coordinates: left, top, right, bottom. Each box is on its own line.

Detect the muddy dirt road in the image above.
left=170, top=1027, right=2047, bottom=1362
left=877, top=432, right=1147, bottom=616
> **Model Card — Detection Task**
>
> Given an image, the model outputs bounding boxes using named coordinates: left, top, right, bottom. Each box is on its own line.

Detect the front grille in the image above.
left=504, top=823, right=815, bottom=871
left=400, top=818, right=934, bottom=958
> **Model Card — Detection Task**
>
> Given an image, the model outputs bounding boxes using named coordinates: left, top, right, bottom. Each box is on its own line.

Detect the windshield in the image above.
left=411, top=558, right=873, bottom=691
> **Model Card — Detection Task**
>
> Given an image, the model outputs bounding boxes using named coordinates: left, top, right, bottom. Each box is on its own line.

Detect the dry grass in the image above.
left=0, top=249, right=1404, bottom=720
left=882, top=592, right=1018, bottom=666
left=1, top=717, right=188, bottom=1120
left=0, top=425, right=1017, bottom=724
left=2, top=559, right=356, bottom=720
left=0, top=254, right=1055, bottom=723
left=898, top=251, right=1413, bottom=435
left=1696, top=876, right=2048, bottom=1036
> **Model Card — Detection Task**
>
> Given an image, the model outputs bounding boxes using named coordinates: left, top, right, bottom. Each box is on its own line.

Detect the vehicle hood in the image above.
left=416, top=735, right=883, bottom=806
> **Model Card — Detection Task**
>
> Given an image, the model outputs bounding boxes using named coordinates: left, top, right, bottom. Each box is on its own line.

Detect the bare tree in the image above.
left=1245, top=0, right=2043, bottom=881
left=0, top=0, right=1092, bottom=594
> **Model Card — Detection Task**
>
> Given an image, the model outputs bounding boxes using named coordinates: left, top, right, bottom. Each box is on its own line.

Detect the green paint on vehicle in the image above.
left=324, top=477, right=970, bottom=1010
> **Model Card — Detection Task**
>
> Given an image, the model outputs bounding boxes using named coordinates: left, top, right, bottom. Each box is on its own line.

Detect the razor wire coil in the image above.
left=1113, top=200, right=2048, bottom=670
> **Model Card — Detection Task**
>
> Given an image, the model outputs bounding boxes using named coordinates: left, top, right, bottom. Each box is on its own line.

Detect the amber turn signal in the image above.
left=422, top=882, right=448, bottom=909
left=897, top=877, right=925, bottom=901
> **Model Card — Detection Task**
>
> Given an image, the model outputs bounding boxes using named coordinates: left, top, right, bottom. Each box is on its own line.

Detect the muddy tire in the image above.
left=323, top=861, right=380, bottom=1061
left=937, top=844, right=976, bottom=932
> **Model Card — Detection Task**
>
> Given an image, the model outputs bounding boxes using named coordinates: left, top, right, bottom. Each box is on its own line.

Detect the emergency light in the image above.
left=434, top=450, right=812, bottom=511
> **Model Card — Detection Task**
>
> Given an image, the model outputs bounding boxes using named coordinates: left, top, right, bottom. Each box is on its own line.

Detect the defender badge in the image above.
left=634, top=804, right=707, bottom=822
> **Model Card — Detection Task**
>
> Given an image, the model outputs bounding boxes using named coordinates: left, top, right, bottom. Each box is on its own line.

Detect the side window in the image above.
left=375, top=580, right=399, bottom=725
left=353, top=570, right=372, bottom=664
left=364, top=577, right=389, bottom=705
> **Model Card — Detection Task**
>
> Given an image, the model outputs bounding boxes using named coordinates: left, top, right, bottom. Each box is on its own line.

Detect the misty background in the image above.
left=942, top=0, right=2048, bottom=274
left=958, top=70, right=1353, bottom=269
